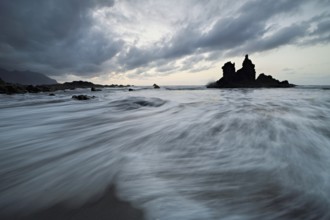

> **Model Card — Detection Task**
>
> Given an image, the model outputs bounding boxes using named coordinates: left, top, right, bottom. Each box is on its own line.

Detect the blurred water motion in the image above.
left=1, top=86, right=330, bottom=220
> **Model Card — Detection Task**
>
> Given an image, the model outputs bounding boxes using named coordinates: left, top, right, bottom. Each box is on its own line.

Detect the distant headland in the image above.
left=0, top=79, right=131, bottom=95
left=0, top=67, right=133, bottom=95
left=207, top=55, right=295, bottom=88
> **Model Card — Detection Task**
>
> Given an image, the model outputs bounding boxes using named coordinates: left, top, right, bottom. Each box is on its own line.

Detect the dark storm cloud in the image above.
left=0, top=0, right=120, bottom=76
left=0, top=0, right=329, bottom=78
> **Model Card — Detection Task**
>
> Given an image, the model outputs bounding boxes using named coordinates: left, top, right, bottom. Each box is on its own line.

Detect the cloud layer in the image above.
left=0, top=0, right=329, bottom=79
left=0, top=0, right=120, bottom=76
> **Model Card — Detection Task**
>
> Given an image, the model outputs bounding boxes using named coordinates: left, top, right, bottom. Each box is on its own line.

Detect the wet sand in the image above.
left=0, top=186, right=144, bottom=220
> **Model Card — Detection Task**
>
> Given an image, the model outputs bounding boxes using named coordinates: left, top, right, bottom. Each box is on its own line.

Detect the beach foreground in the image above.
left=1, top=86, right=330, bottom=220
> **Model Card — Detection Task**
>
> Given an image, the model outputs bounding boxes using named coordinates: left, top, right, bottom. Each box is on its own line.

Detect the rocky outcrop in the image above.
left=256, top=74, right=292, bottom=87
left=153, top=84, right=160, bottom=89
left=63, top=81, right=95, bottom=88
left=0, top=78, right=27, bottom=94
left=0, top=79, right=131, bottom=95
left=207, top=55, right=294, bottom=88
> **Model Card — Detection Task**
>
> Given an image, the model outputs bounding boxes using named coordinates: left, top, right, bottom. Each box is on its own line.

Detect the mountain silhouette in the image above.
left=0, top=68, right=57, bottom=85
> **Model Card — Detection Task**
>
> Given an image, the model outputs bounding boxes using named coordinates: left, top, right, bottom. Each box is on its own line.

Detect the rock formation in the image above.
left=207, top=55, right=294, bottom=88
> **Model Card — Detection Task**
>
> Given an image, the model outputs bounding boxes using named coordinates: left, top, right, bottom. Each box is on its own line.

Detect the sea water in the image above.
left=0, top=86, right=330, bottom=220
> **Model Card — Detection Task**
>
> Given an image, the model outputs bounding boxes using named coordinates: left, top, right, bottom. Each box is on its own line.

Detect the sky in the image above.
left=0, top=0, right=329, bottom=85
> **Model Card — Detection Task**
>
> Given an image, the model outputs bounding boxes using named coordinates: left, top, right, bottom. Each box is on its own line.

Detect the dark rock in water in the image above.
left=153, top=84, right=160, bottom=89
left=128, top=88, right=134, bottom=91
left=110, top=97, right=167, bottom=110
left=49, top=93, right=55, bottom=96
left=72, top=95, right=95, bottom=100
left=207, top=54, right=295, bottom=88
left=91, top=87, right=102, bottom=92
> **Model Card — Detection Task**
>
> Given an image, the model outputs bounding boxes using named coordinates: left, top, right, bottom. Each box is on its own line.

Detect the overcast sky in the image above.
left=0, top=0, right=329, bottom=85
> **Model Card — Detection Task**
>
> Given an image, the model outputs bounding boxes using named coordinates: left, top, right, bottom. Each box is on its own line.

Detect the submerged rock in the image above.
left=207, top=55, right=295, bottom=88
left=110, top=97, right=167, bottom=110
left=72, top=95, right=95, bottom=100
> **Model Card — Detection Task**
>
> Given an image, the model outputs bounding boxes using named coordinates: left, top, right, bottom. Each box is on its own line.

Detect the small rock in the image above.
left=91, top=87, right=102, bottom=92
left=49, top=93, right=55, bottom=96
left=153, top=84, right=160, bottom=89
left=128, top=88, right=134, bottom=91
left=72, top=95, right=95, bottom=100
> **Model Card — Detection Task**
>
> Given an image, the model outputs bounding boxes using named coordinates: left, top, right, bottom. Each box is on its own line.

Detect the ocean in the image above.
left=1, top=86, right=330, bottom=220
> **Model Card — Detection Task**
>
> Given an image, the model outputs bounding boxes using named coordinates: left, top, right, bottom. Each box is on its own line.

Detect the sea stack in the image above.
left=207, top=55, right=294, bottom=88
